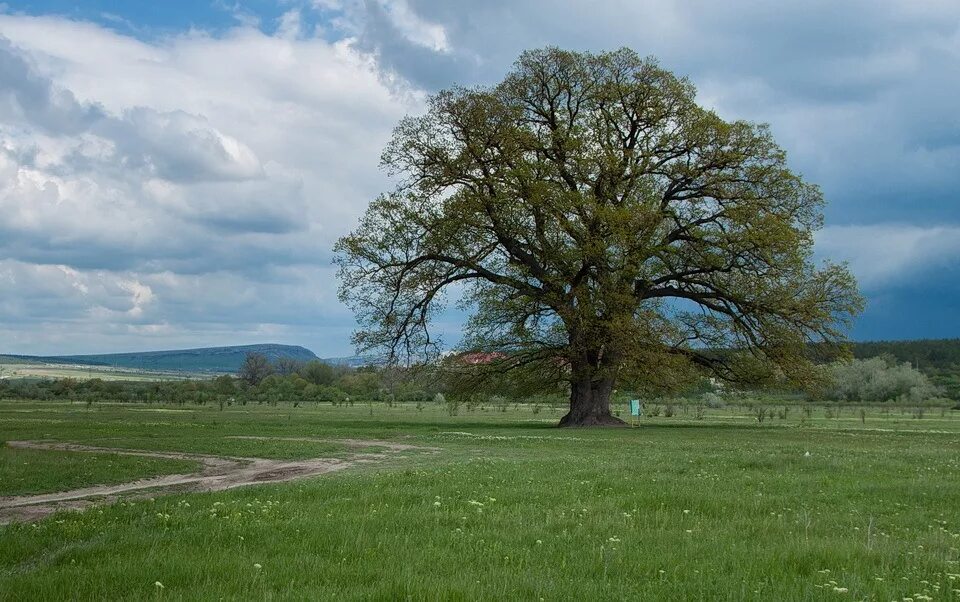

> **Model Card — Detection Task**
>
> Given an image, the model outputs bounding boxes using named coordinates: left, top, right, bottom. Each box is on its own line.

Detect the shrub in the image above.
left=701, top=392, right=725, bottom=409
left=825, top=356, right=939, bottom=403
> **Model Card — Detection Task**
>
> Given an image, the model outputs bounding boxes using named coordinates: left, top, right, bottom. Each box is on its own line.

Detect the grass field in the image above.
left=0, top=446, right=199, bottom=497
left=1, top=398, right=959, bottom=600
left=0, top=361, right=198, bottom=382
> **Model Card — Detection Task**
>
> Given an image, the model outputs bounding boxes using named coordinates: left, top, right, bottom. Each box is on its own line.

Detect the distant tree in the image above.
left=335, top=47, right=863, bottom=426
left=274, top=357, right=305, bottom=376
left=213, top=374, right=237, bottom=396
left=825, top=356, right=940, bottom=403
left=298, top=360, right=336, bottom=386
left=338, top=370, right=381, bottom=399
left=850, top=338, right=960, bottom=371
left=238, top=353, right=273, bottom=386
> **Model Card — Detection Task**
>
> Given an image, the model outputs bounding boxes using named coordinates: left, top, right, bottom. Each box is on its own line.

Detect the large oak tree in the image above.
left=335, top=48, right=862, bottom=426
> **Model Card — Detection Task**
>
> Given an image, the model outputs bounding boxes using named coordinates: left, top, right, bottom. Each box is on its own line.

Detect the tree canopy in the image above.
left=335, top=47, right=862, bottom=426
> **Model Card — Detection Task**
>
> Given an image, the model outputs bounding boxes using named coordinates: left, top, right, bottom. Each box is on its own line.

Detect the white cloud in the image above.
left=0, top=14, right=421, bottom=355
left=376, top=0, right=450, bottom=52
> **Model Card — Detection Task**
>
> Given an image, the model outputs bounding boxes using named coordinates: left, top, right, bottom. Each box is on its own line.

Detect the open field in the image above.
left=0, top=362, right=201, bottom=382
left=0, top=445, right=200, bottom=497
left=1, top=399, right=959, bottom=600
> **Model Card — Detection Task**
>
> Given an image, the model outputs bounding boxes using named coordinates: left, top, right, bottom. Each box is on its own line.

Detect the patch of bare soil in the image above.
left=0, top=437, right=436, bottom=524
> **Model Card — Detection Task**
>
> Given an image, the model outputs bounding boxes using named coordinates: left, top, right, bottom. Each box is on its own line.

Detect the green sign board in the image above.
left=629, top=399, right=642, bottom=416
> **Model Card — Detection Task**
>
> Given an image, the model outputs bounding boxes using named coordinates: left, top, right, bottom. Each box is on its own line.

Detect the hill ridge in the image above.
left=3, top=344, right=319, bottom=374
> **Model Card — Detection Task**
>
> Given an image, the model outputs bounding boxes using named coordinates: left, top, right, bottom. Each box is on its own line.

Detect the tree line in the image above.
left=1, top=351, right=954, bottom=406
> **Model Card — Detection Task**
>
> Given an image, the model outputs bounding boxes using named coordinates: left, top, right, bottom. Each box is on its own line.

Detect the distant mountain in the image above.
left=6, top=344, right=319, bottom=374
left=321, top=355, right=385, bottom=368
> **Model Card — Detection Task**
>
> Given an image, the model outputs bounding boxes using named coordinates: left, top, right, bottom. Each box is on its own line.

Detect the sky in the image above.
left=0, top=0, right=958, bottom=357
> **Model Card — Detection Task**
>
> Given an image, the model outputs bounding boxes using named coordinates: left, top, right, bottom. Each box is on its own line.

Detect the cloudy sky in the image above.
left=1, top=0, right=958, bottom=356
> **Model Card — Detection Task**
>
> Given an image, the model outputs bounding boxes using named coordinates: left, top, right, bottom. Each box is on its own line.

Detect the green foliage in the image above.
left=299, top=360, right=338, bottom=386
left=824, top=356, right=941, bottom=403
left=335, top=46, right=862, bottom=423
left=213, top=374, right=237, bottom=396
left=850, top=338, right=960, bottom=369
left=700, top=392, right=725, bottom=409
left=238, top=353, right=274, bottom=386
left=808, top=338, right=960, bottom=400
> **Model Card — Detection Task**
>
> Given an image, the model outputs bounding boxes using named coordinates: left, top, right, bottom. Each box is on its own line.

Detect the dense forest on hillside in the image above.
left=849, top=339, right=960, bottom=369
left=846, top=339, right=960, bottom=399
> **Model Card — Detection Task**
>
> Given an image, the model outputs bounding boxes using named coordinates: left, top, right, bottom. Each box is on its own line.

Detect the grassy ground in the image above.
left=0, top=362, right=195, bottom=382
left=1, top=399, right=959, bottom=600
left=0, top=447, right=200, bottom=497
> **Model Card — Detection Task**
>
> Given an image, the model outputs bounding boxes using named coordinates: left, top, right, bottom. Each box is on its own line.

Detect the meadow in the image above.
left=1, top=398, right=959, bottom=600
left=0, top=360, right=194, bottom=382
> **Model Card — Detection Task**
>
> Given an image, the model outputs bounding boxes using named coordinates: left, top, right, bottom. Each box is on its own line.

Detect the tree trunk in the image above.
left=558, top=375, right=626, bottom=427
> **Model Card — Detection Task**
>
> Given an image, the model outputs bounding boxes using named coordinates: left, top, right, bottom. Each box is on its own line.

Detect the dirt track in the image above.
left=0, top=437, right=437, bottom=524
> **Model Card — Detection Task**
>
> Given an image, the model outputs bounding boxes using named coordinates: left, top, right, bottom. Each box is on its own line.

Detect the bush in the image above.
left=701, top=392, right=725, bottom=409
left=825, top=356, right=939, bottom=403
left=490, top=395, right=509, bottom=412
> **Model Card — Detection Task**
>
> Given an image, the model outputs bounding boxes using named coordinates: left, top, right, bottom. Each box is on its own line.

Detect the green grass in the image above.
left=0, top=362, right=196, bottom=382
left=0, top=447, right=200, bottom=497
left=1, top=399, right=959, bottom=600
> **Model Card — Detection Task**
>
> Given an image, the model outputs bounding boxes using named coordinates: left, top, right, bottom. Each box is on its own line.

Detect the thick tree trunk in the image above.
left=558, top=376, right=626, bottom=427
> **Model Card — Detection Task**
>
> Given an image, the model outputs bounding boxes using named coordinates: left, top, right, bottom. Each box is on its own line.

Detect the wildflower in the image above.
left=433, top=501, right=441, bottom=507
left=683, top=509, right=690, bottom=514
left=254, top=563, right=262, bottom=570
left=832, top=586, right=848, bottom=593
left=536, top=539, right=542, bottom=545
left=155, top=582, right=164, bottom=589
left=804, top=451, right=811, bottom=457
left=608, top=536, right=621, bottom=543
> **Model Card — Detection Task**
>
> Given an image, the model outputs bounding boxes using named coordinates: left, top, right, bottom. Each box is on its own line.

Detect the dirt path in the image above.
left=0, top=437, right=436, bottom=524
